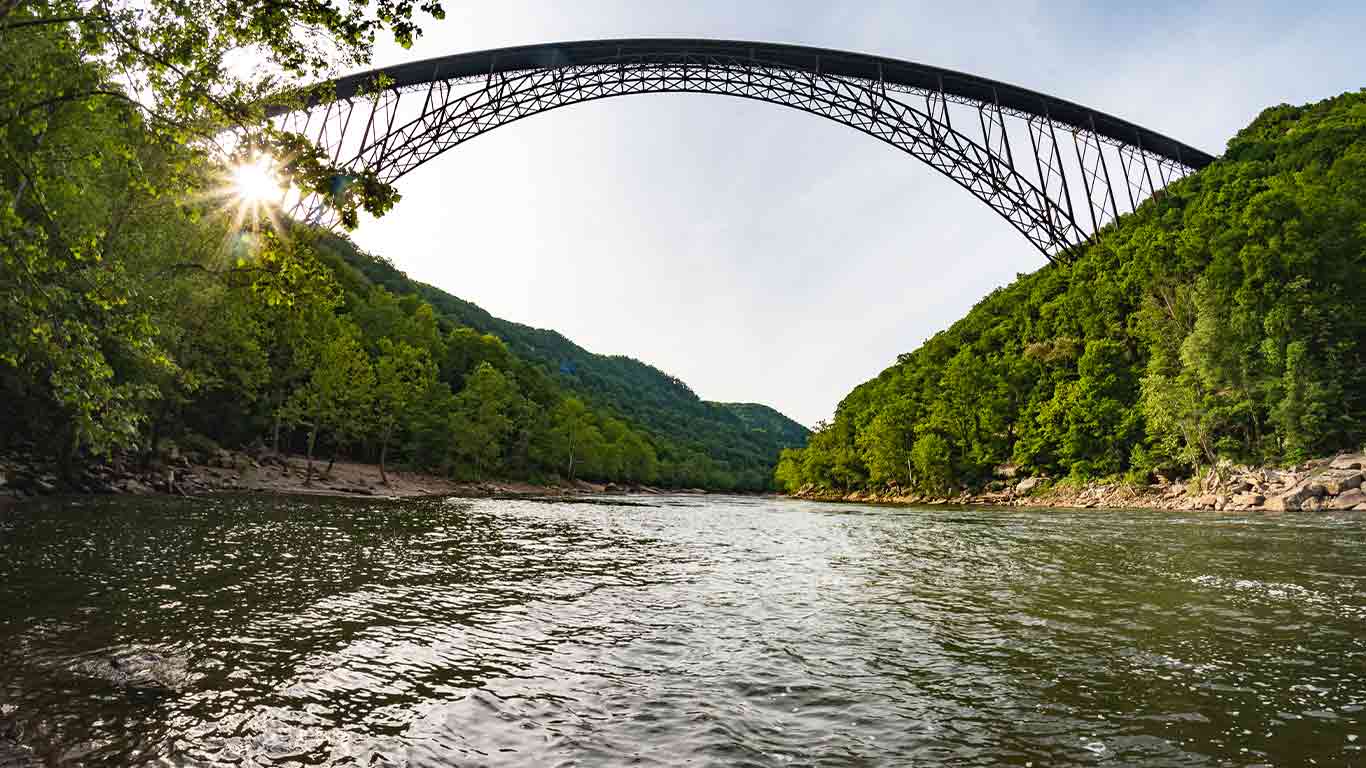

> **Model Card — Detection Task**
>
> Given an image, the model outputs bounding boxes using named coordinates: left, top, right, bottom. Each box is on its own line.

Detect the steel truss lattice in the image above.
left=269, top=40, right=1213, bottom=262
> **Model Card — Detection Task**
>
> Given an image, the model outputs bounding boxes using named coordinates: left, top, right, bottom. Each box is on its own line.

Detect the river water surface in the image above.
left=1, top=494, right=1363, bottom=766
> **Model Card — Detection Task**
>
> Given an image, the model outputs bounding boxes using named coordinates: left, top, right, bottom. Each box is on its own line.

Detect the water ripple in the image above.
left=0, top=495, right=1363, bottom=766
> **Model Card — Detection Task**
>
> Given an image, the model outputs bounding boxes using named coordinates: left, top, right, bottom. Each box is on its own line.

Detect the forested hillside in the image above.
left=0, top=7, right=805, bottom=492
left=322, top=238, right=810, bottom=487
left=777, top=91, right=1366, bottom=494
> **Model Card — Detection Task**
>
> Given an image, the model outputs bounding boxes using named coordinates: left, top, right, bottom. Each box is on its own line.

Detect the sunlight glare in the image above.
left=232, top=155, right=282, bottom=206
left=232, top=155, right=281, bottom=204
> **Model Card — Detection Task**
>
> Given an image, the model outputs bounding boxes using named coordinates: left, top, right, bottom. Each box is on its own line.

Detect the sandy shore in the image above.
left=192, top=454, right=675, bottom=500
left=1, top=449, right=684, bottom=504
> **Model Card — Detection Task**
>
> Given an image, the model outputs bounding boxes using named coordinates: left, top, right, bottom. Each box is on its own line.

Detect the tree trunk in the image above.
left=272, top=408, right=283, bottom=455
left=325, top=444, right=338, bottom=477
left=56, top=422, right=78, bottom=484
left=304, top=425, right=318, bottom=487
left=378, top=432, right=389, bottom=485
left=143, top=412, right=162, bottom=470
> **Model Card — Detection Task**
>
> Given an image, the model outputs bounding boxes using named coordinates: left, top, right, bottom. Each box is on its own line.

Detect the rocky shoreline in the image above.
left=789, top=453, right=1366, bottom=513
left=0, top=447, right=688, bottom=506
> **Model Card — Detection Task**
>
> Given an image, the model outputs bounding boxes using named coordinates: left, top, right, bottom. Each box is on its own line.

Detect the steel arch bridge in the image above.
left=266, top=38, right=1216, bottom=262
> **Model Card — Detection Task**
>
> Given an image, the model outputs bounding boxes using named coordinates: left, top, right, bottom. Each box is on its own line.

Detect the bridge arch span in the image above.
left=268, top=39, right=1215, bottom=261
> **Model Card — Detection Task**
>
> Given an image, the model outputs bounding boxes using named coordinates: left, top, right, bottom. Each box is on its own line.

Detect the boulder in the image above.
left=1317, top=470, right=1363, bottom=495
left=0, top=741, right=40, bottom=768
left=1271, top=480, right=1328, bottom=511
left=1266, top=469, right=1301, bottom=487
left=1016, top=477, right=1044, bottom=495
left=1326, top=488, right=1366, bottom=510
left=1329, top=454, right=1365, bottom=471
left=1193, top=494, right=1220, bottom=510
left=70, top=648, right=188, bottom=699
left=1231, top=493, right=1265, bottom=508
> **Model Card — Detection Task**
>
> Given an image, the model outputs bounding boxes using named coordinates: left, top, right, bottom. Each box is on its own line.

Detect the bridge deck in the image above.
left=285, top=38, right=1215, bottom=169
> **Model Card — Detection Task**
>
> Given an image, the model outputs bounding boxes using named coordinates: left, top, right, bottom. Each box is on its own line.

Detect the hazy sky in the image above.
left=349, top=1, right=1363, bottom=427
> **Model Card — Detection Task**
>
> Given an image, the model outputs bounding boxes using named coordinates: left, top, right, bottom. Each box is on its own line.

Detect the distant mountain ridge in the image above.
left=327, top=240, right=810, bottom=488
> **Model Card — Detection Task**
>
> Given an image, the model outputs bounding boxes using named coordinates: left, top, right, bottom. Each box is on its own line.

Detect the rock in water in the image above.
left=0, top=714, right=38, bottom=768
left=0, top=742, right=39, bottom=768
left=67, top=646, right=189, bottom=699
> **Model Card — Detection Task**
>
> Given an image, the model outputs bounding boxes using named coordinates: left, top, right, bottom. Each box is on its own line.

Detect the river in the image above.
left=0, top=494, right=1362, bottom=766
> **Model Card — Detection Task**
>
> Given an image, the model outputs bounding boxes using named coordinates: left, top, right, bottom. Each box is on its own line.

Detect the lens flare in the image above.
left=232, top=156, right=281, bottom=204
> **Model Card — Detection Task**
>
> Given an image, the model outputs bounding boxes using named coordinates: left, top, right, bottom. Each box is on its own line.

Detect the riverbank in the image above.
left=0, top=448, right=686, bottom=505
left=789, top=453, right=1366, bottom=513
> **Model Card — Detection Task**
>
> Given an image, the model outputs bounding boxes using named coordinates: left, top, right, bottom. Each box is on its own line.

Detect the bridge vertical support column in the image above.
left=1026, top=105, right=1079, bottom=248
left=922, top=75, right=954, bottom=149
left=1115, top=131, right=1157, bottom=212
left=977, top=89, right=1015, bottom=183
left=1072, top=116, right=1121, bottom=235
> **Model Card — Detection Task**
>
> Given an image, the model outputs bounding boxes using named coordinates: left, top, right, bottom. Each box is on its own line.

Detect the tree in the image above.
left=1269, top=342, right=1332, bottom=462
left=352, top=286, right=443, bottom=358
left=448, top=363, right=520, bottom=480
left=619, top=430, right=659, bottom=484
left=0, top=25, right=175, bottom=468
left=542, top=397, right=598, bottom=481
left=774, top=447, right=806, bottom=493
left=442, top=327, right=514, bottom=391
left=910, top=432, right=953, bottom=495
left=372, top=338, right=435, bottom=484
left=280, top=321, right=374, bottom=485
left=2, top=0, right=445, bottom=226
left=1053, top=340, right=1141, bottom=477
left=859, top=400, right=916, bottom=487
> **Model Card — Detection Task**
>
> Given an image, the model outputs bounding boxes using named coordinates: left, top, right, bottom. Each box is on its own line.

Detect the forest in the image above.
left=0, top=0, right=805, bottom=491
left=322, top=237, right=809, bottom=489
left=777, top=91, right=1366, bottom=495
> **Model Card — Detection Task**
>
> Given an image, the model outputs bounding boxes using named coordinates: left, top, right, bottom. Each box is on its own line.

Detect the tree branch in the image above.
left=0, top=13, right=103, bottom=31
left=2, top=88, right=134, bottom=127
left=100, top=23, right=250, bottom=131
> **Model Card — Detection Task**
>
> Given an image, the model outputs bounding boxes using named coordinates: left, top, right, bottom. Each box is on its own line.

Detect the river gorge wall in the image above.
left=789, top=453, right=1366, bottom=513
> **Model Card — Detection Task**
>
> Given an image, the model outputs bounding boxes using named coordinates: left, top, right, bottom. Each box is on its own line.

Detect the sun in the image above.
left=232, top=155, right=281, bottom=204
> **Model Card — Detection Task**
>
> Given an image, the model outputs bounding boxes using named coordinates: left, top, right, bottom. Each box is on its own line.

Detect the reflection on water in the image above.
left=1, top=494, right=1363, bottom=766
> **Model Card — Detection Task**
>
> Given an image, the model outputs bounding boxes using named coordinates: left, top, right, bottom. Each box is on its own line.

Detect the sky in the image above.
left=347, top=1, right=1364, bottom=427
